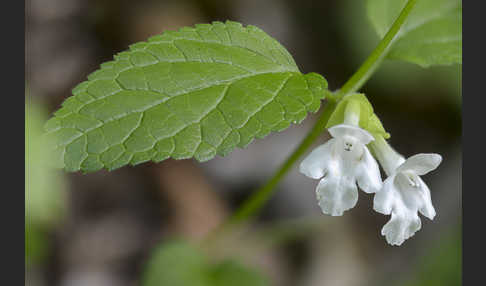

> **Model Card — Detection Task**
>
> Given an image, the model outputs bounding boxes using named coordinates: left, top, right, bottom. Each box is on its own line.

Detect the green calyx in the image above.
left=326, top=93, right=390, bottom=139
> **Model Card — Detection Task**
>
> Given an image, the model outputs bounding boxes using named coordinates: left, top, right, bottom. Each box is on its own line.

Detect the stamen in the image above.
left=407, top=174, right=420, bottom=188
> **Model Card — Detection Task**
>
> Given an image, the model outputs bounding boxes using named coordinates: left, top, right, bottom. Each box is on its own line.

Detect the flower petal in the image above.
left=373, top=175, right=396, bottom=215
left=316, top=174, right=358, bottom=216
left=328, top=124, right=374, bottom=144
left=355, top=146, right=383, bottom=193
left=397, top=153, right=442, bottom=175
left=299, top=140, right=334, bottom=179
left=417, top=177, right=436, bottom=220
left=381, top=212, right=422, bottom=246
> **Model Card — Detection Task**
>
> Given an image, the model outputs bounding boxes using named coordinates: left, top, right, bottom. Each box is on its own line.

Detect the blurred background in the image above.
left=25, top=0, right=462, bottom=285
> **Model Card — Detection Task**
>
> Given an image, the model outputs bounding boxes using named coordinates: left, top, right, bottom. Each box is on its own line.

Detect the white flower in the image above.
left=373, top=153, right=441, bottom=246
left=299, top=124, right=382, bottom=216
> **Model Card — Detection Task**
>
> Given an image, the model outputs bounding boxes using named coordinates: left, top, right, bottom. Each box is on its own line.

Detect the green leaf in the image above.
left=142, top=241, right=268, bottom=286
left=367, top=0, right=462, bottom=67
left=25, top=223, right=49, bottom=263
left=142, top=242, right=210, bottom=286
left=26, top=96, right=66, bottom=224
left=45, top=20, right=328, bottom=173
left=210, top=260, right=268, bottom=286
left=26, top=94, right=66, bottom=262
left=400, top=226, right=461, bottom=286
left=326, top=93, right=389, bottom=139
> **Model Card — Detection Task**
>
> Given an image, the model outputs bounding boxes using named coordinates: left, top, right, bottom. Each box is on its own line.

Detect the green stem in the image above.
left=337, top=0, right=417, bottom=97
left=207, top=0, right=417, bottom=236
left=202, top=101, right=336, bottom=247
left=228, top=101, right=337, bottom=225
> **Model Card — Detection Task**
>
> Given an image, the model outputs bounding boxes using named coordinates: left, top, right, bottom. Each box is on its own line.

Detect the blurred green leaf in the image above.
left=26, top=94, right=66, bottom=262
left=338, top=0, right=461, bottom=106
left=401, top=227, right=461, bottom=286
left=210, top=260, right=268, bottom=286
left=26, top=97, right=65, bottom=225
left=45, top=20, right=328, bottom=173
left=367, top=0, right=462, bottom=67
left=142, top=242, right=210, bottom=286
left=25, top=223, right=49, bottom=263
left=142, top=241, right=268, bottom=286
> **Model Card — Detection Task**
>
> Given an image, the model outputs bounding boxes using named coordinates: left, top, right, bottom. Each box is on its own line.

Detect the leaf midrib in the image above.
left=77, top=72, right=294, bottom=169
left=51, top=70, right=297, bottom=152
